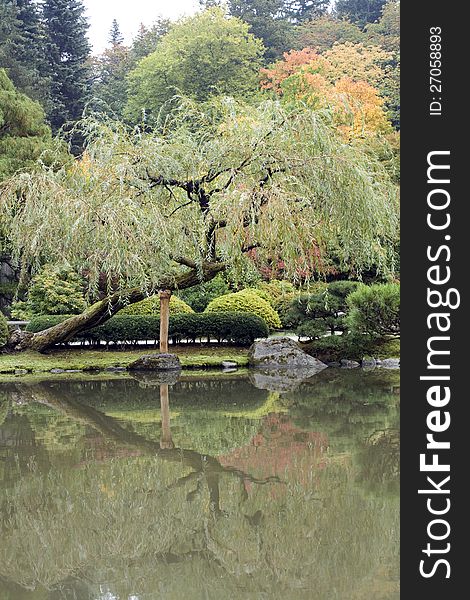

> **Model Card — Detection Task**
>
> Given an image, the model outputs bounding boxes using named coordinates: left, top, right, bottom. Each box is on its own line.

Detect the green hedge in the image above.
left=205, top=290, right=282, bottom=330
left=26, top=312, right=268, bottom=346
left=118, top=295, right=194, bottom=316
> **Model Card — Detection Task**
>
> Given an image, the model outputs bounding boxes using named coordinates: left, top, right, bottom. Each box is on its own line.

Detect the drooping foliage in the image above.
left=0, top=97, right=399, bottom=305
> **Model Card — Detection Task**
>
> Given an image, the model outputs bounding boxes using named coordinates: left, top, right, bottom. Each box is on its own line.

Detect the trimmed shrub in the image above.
left=118, top=294, right=194, bottom=316
left=177, top=274, right=230, bottom=312
left=347, top=283, right=400, bottom=337
left=26, top=312, right=268, bottom=346
left=11, top=265, right=86, bottom=318
left=205, top=290, right=281, bottom=330
left=0, top=312, right=9, bottom=348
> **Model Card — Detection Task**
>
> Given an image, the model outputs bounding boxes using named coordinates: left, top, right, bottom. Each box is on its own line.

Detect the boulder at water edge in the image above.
left=127, top=353, right=181, bottom=371
left=248, top=337, right=327, bottom=372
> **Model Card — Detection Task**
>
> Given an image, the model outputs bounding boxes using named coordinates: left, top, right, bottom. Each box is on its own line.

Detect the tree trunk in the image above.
left=17, top=261, right=225, bottom=353
left=159, top=290, right=171, bottom=353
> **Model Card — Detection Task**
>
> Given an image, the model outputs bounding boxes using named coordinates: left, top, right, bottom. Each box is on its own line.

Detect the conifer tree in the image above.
left=0, top=0, right=50, bottom=106
left=108, top=18, right=124, bottom=47
left=42, top=0, right=91, bottom=134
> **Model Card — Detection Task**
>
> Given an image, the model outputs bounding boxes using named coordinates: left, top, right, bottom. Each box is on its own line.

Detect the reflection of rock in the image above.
left=127, top=353, right=181, bottom=372
left=249, top=367, right=325, bottom=392
left=131, top=370, right=181, bottom=387
left=379, top=358, right=400, bottom=369
left=340, top=359, right=360, bottom=369
left=248, top=337, right=328, bottom=371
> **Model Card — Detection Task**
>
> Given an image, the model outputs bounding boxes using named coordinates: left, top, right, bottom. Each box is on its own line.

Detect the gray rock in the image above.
left=50, top=368, right=65, bottom=374
left=14, top=369, right=28, bottom=375
left=340, top=359, right=360, bottom=369
left=379, top=358, right=400, bottom=369
left=221, top=361, right=238, bottom=369
left=127, top=353, right=182, bottom=372
left=361, top=358, right=377, bottom=368
left=248, top=337, right=327, bottom=372
left=105, top=366, right=127, bottom=372
left=65, top=369, right=82, bottom=373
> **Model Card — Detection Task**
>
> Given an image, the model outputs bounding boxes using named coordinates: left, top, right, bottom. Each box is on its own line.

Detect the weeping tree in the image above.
left=0, top=97, right=399, bottom=351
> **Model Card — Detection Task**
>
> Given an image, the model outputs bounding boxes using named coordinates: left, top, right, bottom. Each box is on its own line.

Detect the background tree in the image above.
left=1, top=98, right=398, bottom=350
left=108, top=18, right=124, bottom=47
left=0, top=0, right=50, bottom=107
left=294, top=14, right=365, bottom=52
left=125, top=9, right=265, bottom=123
left=0, top=69, right=61, bottom=180
left=261, top=48, right=392, bottom=140
left=365, top=0, right=399, bottom=52
left=129, top=19, right=171, bottom=63
left=42, top=0, right=91, bottom=134
left=334, top=0, right=387, bottom=29
left=200, top=0, right=329, bottom=61
left=91, top=20, right=130, bottom=117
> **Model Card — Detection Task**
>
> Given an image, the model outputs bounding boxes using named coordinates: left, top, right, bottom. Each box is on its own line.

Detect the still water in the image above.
left=0, top=370, right=399, bottom=600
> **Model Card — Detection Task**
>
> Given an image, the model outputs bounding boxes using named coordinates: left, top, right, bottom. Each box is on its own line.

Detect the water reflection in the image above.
left=0, top=371, right=399, bottom=599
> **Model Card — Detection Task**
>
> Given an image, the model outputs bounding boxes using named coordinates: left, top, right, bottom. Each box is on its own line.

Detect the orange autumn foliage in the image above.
left=260, top=46, right=392, bottom=140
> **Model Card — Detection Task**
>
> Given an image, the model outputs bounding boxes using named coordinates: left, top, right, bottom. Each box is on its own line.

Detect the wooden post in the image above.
left=159, top=289, right=171, bottom=353
left=159, top=383, right=174, bottom=449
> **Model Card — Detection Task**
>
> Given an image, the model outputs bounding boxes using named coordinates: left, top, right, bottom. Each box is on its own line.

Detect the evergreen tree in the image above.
left=42, top=0, right=91, bottom=134
left=129, top=19, right=171, bottom=63
left=284, top=0, right=329, bottom=23
left=0, top=69, right=64, bottom=181
left=334, top=0, right=387, bottom=28
left=0, top=0, right=50, bottom=106
left=200, top=0, right=328, bottom=62
left=108, top=18, right=124, bottom=47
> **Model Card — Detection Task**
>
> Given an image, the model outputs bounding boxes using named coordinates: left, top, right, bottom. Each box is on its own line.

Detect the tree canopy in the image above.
left=1, top=98, right=398, bottom=299
left=125, top=9, right=265, bottom=122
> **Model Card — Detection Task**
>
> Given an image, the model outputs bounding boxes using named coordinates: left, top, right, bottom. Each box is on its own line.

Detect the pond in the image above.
left=0, top=369, right=400, bottom=600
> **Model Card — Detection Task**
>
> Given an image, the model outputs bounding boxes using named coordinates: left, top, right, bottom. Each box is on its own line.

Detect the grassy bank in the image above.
left=0, top=346, right=250, bottom=375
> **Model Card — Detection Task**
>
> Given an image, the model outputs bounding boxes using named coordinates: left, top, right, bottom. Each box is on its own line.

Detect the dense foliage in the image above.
left=1, top=99, right=399, bottom=300
left=26, top=311, right=269, bottom=346
left=0, top=69, right=60, bottom=181
left=178, top=274, right=230, bottom=312
left=0, top=311, right=8, bottom=347
left=205, top=290, right=282, bottom=330
left=347, top=282, right=400, bottom=337
left=41, top=0, right=90, bottom=134
left=11, top=265, right=86, bottom=318
left=125, top=9, right=265, bottom=122
left=288, top=280, right=360, bottom=339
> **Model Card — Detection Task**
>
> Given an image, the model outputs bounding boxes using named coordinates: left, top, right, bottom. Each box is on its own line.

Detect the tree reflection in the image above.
left=0, top=379, right=399, bottom=600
